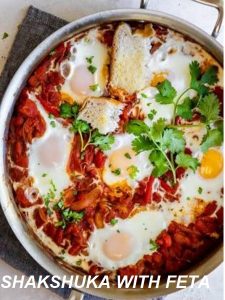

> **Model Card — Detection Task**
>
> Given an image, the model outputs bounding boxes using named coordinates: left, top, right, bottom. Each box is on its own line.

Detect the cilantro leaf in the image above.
left=112, top=168, right=121, bottom=175
left=148, top=109, right=157, bottom=121
left=2, top=32, right=9, bottom=40
left=176, top=97, right=193, bottom=120
left=175, top=152, right=199, bottom=171
left=190, top=60, right=201, bottom=81
left=127, top=165, right=139, bottom=179
left=201, top=65, right=218, bottom=85
left=150, top=118, right=166, bottom=141
left=201, top=129, right=223, bottom=152
left=198, top=93, right=220, bottom=123
left=86, top=56, right=94, bottom=64
left=132, top=135, right=153, bottom=154
left=189, top=61, right=208, bottom=95
left=126, top=120, right=149, bottom=136
left=89, top=84, right=99, bottom=92
left=124, top=152, right=132, bottom=159
left=189, top=61, right=219, bottom=96
left=71, top=119, right=90, bottom=133
left=60, top=103, right=79, bottom=118
left=91, top=130, right=115, bottom=151
left=149, top=150, right=169, bottom=177
left=62, top=208, right=84, bottom=223
left=149, top=239, right=159, bottom=251
left=161, top=128, right=185, bottom=153
left=110, top=219, right=118, bottom=226
left=155, top=80, right=177, bottom=104
left=87, top=65, right=97, bottom=74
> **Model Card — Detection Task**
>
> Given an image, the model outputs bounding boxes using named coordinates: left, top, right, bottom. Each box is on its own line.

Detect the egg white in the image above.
left=88, top=210, right=167, bottom=270
left=137, top=87, right=174, bottom=126
left=28, top=95, right=73, bottom=198
left=60, top=30, right=109, bottom=104
left=102, top=133, right=153, bottom=189
left=178, top=147, right=223, bottom=206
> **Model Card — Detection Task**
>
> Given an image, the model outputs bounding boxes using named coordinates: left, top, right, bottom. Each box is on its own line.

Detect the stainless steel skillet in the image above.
left=0, top=0, right=223, bottom=299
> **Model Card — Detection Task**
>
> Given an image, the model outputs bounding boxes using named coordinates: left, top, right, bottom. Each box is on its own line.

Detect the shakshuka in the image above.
left=7, top=22, right=223, bottom=279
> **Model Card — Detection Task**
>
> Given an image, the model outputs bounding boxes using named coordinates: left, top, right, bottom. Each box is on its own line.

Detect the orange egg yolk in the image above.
left=60, top=92, right=74, bottom=104
left=70, top=64, right=95, bottom=95
left=109, top=146, right=135, bottom=177
left=199, top=149, right=223, bottom=179
left=102, top=232, right=134, bottom=261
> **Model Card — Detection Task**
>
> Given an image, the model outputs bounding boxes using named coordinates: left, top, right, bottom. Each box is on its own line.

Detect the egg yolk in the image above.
left=109, top=146, right=135, bottom=176
left=102, top=232, right=134, bottom=261
left=70, top=64, right=95, bottom=95
left=60, top=92, right=74, bottom=105
left=150, top=72, right=167, bottom=87
left=37, top=135, right=64, bottom=168
left=199, top=149, right=223, bottom=179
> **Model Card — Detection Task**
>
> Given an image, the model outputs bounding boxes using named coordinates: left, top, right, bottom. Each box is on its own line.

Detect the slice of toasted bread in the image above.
left=78, top=97, right=124, bottom=134
left=110, top=23, right=150, bottom=95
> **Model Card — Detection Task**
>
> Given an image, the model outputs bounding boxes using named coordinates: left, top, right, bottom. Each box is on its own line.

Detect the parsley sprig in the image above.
left=59, top=102, right=115, bottom=152
left=127, top=118, right=199, bottom=183
left=43, top=180, right=57, bottom=216
left=54, top=199, right=84, bottom=229
left=154, top=60, right=223, bottom=153
left=155, top=60, right=220, bottom=125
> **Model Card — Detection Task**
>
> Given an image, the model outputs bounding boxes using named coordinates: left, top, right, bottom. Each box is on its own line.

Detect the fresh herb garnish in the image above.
left=112, top=168, right=121, bottom=176
left=43, top=180, right=57, bottom=216
left=110, top=219, right=118, bottom=226
left=50, top=120, right=56, bottom=128
left=149, top=150, right=169, bottom=177
left=141, top=93, right=148, bottom=98
left=127, top=165, right=139, bottom=179
left=2, top=32, right=9, bottom=40
left=190, top=61, right=218, bottom=96
left=87, top=65, right=97, bottom=74
left=89, top=84, right=99, bottom=92
left=124, top=152, right=132, bottom=159
left=54, top=198, right=84, bottom=229
left=198, top=187, right=203, bottom=194
left=62, top=208, right=84, bottom=223
left=42, top=173, right=47, bottom=177
left=176, top=97, right=193, bottom=120
left=76, top=259, right=82, bottom=266
left=149, top=239, right=159, bottom=251
left=201, top=128, right=223, bottom=152
left=155, top=79, right=177, bottom=104
left=49, top=49, right=55, bottom=56
left=86, top=56, right=94, bottom=64
left=198, top=93, right=220, bottom=123
left=161, top=128, right=185, bottom=154
left=132, top=135, right=153, bottom=154
left=148, top=109, right=157, bottom=121
left=59, top=103, right=79, bottom=118
left=71, top=119, right=90, bottom=134
left=127, top=118, right=185, bottom=183
left=175, top=152, right=199, bottom=172
left=91, top=130, right=115, bottom=151
left=48, top=114, right=54, bottom=119
left=126, top=120, right=149, bottom=136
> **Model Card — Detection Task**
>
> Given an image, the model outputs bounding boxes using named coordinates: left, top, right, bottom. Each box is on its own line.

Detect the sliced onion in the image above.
left=70, top=45, right=77, bottom=54
left=24, top=187, right=39, bottom=203
left=60, top=61, right=73, bottom=79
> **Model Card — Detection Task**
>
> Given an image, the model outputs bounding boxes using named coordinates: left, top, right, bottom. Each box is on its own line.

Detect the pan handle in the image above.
left=139, top=0, right=223, bottom=38
left=69, top=289, right=84, bottom=300
left=191, top=0, right=223, bottom=38
left=140, top=0, right=150, bottom=9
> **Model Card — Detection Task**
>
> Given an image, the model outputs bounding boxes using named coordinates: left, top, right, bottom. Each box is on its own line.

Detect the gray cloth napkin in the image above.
left=0, top=5, right=162, bottom=300
left=0, top=5, right=103, bottom=300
